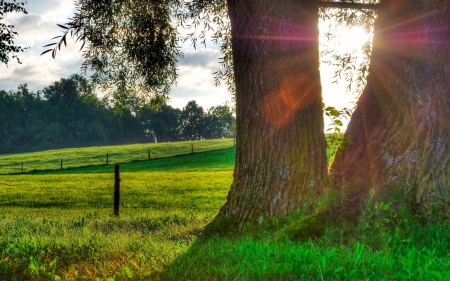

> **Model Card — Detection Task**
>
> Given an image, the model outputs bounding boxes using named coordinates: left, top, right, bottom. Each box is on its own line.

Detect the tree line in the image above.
left=0, top=74, right=235, bottom=154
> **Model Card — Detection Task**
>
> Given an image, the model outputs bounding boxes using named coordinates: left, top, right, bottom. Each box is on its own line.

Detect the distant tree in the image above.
left=141, top=104, right=181, bottom=142
left=179, top=100, right=205, bottom=140
left=42, top=74, right=93, bottom=108
left=0, top=0, right=28, bottom=65
left=203, top=105, right=234, bottom=139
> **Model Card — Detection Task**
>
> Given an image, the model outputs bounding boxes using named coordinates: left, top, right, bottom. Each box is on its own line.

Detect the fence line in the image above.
left=0, top=141, right=236, bottom=175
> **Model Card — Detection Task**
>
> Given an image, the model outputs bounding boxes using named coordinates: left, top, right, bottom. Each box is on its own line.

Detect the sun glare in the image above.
left=319, top=18, right=374, bottom=131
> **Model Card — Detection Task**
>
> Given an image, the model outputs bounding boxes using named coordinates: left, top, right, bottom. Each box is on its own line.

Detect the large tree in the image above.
left=47, top=0, right=450, bottom=231
left=211, top=0, right=327, bottom=231
left=331, top=0, right=450, bottom=216
left=43, top=0, right=328, bottom=231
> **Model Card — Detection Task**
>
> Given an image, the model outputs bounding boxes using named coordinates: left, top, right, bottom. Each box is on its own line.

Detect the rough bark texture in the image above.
left=331, top=0, right=450, bottom=215
left=211, top=0, right=327, bottom=231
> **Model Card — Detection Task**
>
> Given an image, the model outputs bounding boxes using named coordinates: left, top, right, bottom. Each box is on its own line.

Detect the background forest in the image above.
left=0, top=74, right=235, bottom=154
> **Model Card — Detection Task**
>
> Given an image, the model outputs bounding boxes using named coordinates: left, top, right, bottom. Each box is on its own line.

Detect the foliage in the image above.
left=0, top=76, right=235, bottom=154
left=203, top=105, right=234, bottom=139
left=141, top=104, right=182, bottom=143
left=323, top=104, right=352, bottom=166
left=0, top=0, right=28, bottom=66
left=179, top=101, right=205, bottom=140
left=319, top=1, right=376, bottom=98
left=41, top=0, right=183, bottom=109
left=40, top=0, right=233, bottom=105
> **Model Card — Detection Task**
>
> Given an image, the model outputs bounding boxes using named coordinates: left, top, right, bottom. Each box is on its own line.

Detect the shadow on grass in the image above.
left=149, top=231, right=325, bottom=281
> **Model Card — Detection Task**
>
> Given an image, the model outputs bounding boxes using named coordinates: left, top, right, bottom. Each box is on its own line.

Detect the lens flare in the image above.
left=262, top=73, right=318, bottom=127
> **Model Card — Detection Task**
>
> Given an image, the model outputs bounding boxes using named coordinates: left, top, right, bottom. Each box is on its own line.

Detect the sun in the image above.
left=318, top=18, right=374, bottom=131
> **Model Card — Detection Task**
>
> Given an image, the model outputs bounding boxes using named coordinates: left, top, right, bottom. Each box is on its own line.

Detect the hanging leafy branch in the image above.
left=41, top=0, right=183, bottom=110
left=319, top=0, right=377, bottom=101
left=174, top=0, right=235, bottom=97
left=39, top=0, right=378, bottom=112
left=0, top=0, right=28, bottom=66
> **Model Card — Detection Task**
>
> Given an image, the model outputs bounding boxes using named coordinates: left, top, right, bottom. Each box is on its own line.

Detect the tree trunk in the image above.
left=211, top=0, right=327, bottom=231
left=331, top=0, right=450, bottom=216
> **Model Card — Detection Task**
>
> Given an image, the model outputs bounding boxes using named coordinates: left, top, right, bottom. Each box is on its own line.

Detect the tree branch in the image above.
left=318, top=2, right=382, bottom=10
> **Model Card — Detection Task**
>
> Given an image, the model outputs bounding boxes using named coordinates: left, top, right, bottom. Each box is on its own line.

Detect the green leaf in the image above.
left=82, top=226, right=90, bottom=235
left=49, top=258, right=57, bottom=270
left=369, top=189, right=375, bottom=202
left=380, top=202, right=389, bottom=211
left=29, top=256, right=37, bottom=272
left=431, top=271, right=442, bottom=281
left=334, top=120, right=343, bottom=126
left=40, top=49, right=53, bottom=56
left=153, top=266, right=164, bottom=272
left=114, top=273, right=123, bottom=281
left=57, top=24, right=69, bottom=29
left=330, top=109, right=340, bottom=117
left=121, top=266, right=133, bottom=278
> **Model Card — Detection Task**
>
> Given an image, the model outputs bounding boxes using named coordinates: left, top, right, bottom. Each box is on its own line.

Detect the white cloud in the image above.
left=169, top=50, right=231, bottom=109
left=0, top=0, right=81, bottom=90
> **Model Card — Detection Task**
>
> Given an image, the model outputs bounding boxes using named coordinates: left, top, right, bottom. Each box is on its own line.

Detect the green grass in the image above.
left=0, top=138, right=234, bottom=174
left=1, top=142, right=450, bottom=280
left=0, top=146, right=234, bottom=280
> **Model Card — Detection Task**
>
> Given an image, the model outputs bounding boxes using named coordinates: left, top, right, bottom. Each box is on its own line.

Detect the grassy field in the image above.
left=1, top=140, right=450, bottom=280
left=0, top=138, right=234, bottom=174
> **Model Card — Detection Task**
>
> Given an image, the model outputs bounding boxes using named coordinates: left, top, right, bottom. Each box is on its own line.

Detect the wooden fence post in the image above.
left=60, top=159, right=63, bottom=170
left=148, top=149, right=151, bottom=160
left=106, top=153, right=109, bottom=165
left=191, top=143, right=194, bottom=154
left=114, top=165, right=120, bottom=217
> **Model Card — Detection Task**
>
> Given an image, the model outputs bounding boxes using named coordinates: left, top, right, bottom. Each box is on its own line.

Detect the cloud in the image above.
left=15, top=14, right=42, bottom=30
left=0, top=58, right=72, bottom=91
left=179, top=49, right=221, bottom=69
left=25, top=0, right=65, bottom=16
left=169, top=62, right=231, bottom=110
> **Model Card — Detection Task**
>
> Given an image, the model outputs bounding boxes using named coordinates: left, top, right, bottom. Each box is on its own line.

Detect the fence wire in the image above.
left=0, top=142, right=234, bottom=175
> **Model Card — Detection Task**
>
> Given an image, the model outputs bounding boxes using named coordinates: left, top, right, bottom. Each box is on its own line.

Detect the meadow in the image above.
left=1, top=139, right=450, bottom=280
left=0, top=139, right=234, bottom=174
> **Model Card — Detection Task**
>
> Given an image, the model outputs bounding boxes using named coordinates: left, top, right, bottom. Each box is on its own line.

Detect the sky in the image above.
left=0, top=0, right=371, bottom=130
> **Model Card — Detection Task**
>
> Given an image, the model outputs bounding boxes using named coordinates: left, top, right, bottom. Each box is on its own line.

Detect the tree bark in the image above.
left=331, top=0, right=450, bottom=216
left=211, top=0, right=327, bottom=231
